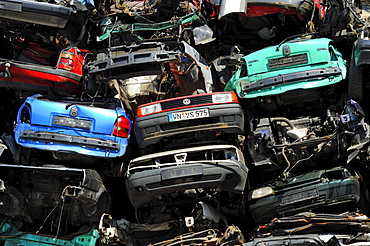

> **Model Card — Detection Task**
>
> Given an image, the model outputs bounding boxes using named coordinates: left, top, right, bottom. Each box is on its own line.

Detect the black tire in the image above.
left=348, top=58, right=365, bottom=102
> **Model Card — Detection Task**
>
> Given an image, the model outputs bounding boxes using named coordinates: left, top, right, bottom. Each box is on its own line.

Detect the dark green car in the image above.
left=248, top=167, right=362, bottom=225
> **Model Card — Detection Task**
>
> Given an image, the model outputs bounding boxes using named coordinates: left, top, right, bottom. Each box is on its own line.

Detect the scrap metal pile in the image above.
left=1, top=0, right=370, bottom=245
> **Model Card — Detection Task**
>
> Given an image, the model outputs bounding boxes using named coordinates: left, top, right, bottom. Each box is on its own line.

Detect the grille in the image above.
left=146, top=174, right=222, bottom=189
left=268, top=53, right=308, bottom=69
left=161, top=95, right=213, bottom=110
left=275, top=194, right=326, bottom=214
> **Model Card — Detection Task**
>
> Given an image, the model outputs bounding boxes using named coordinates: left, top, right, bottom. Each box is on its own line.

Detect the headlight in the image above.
left=212, top=92, right=238, bottom=103
left=137, top=103, right=162, bottom=117
left=249, top=186, right=274, bottom=200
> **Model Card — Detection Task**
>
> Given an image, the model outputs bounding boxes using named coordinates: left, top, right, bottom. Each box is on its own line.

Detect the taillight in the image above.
left=112, top=116, right=131, bottom=138
left=57, top=50, right=75, bottom=71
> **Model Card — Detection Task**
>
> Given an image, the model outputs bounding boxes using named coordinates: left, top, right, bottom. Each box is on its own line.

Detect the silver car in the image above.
left=125, top=144, right=249, bottom=208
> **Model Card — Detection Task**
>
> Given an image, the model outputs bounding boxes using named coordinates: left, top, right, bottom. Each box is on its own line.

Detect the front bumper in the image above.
left=249, top=177, right=361, bottom=224
left=126, top=160, right=248, bottom=208
left=134, top=103, right=244, bottom=148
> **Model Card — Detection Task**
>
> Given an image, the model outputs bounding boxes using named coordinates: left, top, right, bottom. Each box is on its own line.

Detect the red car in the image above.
left=0, top=44, right=87, bottom=97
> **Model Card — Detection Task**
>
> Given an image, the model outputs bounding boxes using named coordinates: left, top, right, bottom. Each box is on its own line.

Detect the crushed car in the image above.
left=14, top=94, right=132, bottom=170
left=244, top=234, right=340, bottom=246
left=98, top=213, right=245, bottom=246
left=0, top=222, right=99, bottom=246
left=94, top=0, right=189, bottom=23
left=246, top=99, right=370, bottom=180
left=215, top=0, right=321, bottom=54
left=0, top=0, right=93, bottom=48
left=97, top=11, right=215, bottom=46
left=348, top=30, right=370, bottom=104
left=134, top=91, right=244, bottom=153
left=86, top=41, right=214, bottom=112
left=217, top=0, right=319, bottom=19
left=0, top=0, right=95, bottom=96
left=0, top=164, right=110, bottom=236
left=225, top=36, right=347, bottom=115
left=251, top=212, right=370, bottom=245
left=248, top=166, right=366, bottom=225
left=0, top=46, right=87, bottom=97
left=124, top=144, right=248, bottom=222
left=0, top=0, right=93, bottom=29
left=0, top=0, right=96, bottom=98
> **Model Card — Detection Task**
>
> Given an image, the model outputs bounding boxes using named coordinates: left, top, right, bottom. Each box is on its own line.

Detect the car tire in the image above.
left=348, top=58, right=365, bottom=102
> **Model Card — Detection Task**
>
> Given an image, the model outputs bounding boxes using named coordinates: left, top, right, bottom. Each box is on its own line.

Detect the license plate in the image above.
left=268, top=53, right=308, bottom=69
left=52, top=115, right=92, bottom=130
left=161, top=166, right=203, bottom=180
left=280, top=187, right=319, bottom=206
left=168, top=109, right=209, bottom=122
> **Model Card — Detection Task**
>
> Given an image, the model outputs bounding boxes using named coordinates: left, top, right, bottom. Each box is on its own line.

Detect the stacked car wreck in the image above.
left=1, top=0, right=370, bottom=245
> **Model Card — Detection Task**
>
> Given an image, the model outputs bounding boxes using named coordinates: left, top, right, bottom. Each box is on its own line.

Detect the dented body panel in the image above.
left=0, top=222, right=99, bottom=246
left=15, top=94, right=131, bottom=159
left=248, top=167, right=361, bottom=224
left=0, top=47, right=86, bottom=97
left=125, top=144, right=248, bottom=208
left=225, top=38, right=347, bottom=99
left=134, top=92, right=244, bottom=149
left=0, top=164, right=110, bottom=229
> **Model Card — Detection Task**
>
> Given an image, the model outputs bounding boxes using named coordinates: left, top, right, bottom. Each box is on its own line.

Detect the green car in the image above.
left=225, top=37, right=347, bottom=101
left=248, top=166, right=363, bottom=225
left=0, top=222, right=99, bottom=246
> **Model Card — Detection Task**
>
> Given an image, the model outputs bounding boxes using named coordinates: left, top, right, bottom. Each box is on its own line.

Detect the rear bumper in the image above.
left=239, top=67, right=345, bottom=98
left=0, top=61, right=84, bottom=96
left=15, top=124, right=128, bottom=158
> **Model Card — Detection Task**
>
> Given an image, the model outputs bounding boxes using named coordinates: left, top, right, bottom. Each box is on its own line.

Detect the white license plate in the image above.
left=161, top=166, right=203, bottom=180
left=168, top=109, right=209, bottom=122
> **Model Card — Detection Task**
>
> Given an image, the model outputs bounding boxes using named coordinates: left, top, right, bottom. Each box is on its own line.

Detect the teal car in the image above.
left=225, top=37, right=347, bottom=99
left=0, top=222, right=99, bottom=246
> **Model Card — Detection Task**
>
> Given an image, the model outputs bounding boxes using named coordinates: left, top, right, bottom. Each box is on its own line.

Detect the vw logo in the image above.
left=70, top=106, right=78, bottom=117
left=183, top=98, right=191, bottom=105
left=282, top=45, right=290, bottom=56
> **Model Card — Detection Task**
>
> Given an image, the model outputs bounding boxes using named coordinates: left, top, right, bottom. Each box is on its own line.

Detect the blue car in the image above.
left=15, top=94, right=132, bottom=161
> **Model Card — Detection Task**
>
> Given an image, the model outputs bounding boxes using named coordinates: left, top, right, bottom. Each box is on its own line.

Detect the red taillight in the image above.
left=60, top=57, right=73, bottom=65
left=112, top=117, right=130, bottom=138
left=57, top=50, right=75, bottom=71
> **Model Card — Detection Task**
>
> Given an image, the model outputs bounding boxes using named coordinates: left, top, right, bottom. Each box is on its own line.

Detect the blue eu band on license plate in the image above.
left=168, top=109, right=209, bottom=122
left=161, top=166, right=203, bottom=180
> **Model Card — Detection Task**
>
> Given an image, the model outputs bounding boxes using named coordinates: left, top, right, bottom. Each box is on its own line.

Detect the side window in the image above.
left=240, top=62, right=248, bottom=77
left=224, top=149, right=237, bottom=160
left=329, top=46, right=338, bottom=61
left=211, top=149, right=237, bottom=160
